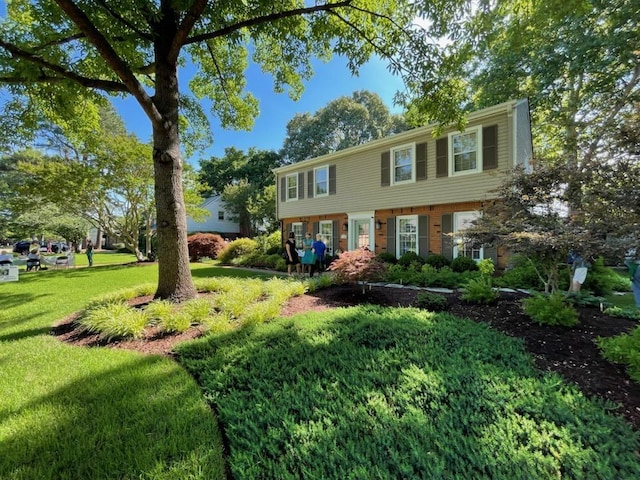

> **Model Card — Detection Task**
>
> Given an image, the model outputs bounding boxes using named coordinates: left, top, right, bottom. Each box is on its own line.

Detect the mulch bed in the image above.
left=52, top=284, right=640, bottom=430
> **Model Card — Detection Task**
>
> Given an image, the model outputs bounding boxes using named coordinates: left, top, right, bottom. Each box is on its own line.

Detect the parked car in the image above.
left=51, top=242, right=68, bottom=253
left=13, top=240, right=32, bottom=254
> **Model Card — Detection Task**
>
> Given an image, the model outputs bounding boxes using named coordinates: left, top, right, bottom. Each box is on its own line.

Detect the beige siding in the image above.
left=277, top=108, right=514, bottom=219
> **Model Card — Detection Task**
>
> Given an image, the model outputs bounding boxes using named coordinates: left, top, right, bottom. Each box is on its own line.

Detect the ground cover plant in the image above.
left=176, top=305, right=640, bottom=479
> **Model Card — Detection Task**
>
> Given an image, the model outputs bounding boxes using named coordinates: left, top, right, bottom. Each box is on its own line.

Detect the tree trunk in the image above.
left=151, top=33, right=196, bottom=301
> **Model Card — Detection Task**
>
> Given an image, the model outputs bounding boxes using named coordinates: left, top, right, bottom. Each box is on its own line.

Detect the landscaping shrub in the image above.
left=461, top=277, right=499, bottom=304
left=603, top=306, right=640, bottom=320
left=415, top=291, right=447, bottom=311
left=187, top=233, right=226, bottom=261
left=397, top=251, right=425, bottom=269
left=328, top=248, right=387, bottom=289
left=522, top=293, right=579, bottom=327
left=450, top=255, right=479, bottom=272
left=581, top=258, right=618, bottom=296
left=494, top=255, right=543, bottom=290
left=376, top=251, right=397, bottom=264
left=598, top=326, right=640, bottom=383
left=254, top=230, right=282, bottom=254
left=424, top=254, right=451, bottom=270
left=217, top=237, right=259, bottom=264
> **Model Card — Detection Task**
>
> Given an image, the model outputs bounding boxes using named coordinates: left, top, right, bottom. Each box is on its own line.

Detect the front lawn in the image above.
left=0, top=263, right=227, bottom=480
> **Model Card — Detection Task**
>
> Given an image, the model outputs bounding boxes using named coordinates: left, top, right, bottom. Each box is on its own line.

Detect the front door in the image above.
left=349, top=218, right=373, bottom=251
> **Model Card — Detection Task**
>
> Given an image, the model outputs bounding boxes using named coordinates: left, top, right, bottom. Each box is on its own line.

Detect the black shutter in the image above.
left=332, top=220, right=339, bottom=257
left=307, top=170, right=314, bottom=198
left=436, top=138, right=448, bottom=177
left=280, top=177, right=286, bottom=202
left=312, top=222, right=319, bottom=236
left=381, top=151, right=390, bottom=186
left=329, top=165, right=336, bottom=195
left=416, top=143, right=427, bottom=180
left=418, top=215, right=429, bottom=258
left=301, top=222, right=308, bottom=235
left=441, top=213, right=453, bottom=260
left=386, top=216, right=396, bottom=257
left=483, top=125, right=498, bottom=170
left=483, top=244, right=498, bottom=264
left=298, top=172, right=305, bottom=199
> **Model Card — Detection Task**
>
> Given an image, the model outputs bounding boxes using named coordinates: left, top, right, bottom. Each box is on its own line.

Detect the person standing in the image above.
left=300, top=232, right=315, bottom=276
left=285, top=232, right=301, bottom=276
left=569, top=252, right=590, bottom=293
left=310, top=233, right=327, bottom=277
left=86, top=239, right=94, bottom=267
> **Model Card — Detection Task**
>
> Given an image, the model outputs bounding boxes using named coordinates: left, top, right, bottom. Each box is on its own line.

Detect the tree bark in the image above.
left=151, top=13, right=196, bottom=302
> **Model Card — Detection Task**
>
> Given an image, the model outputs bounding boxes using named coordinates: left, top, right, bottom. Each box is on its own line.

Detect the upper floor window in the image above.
left=218, top=211, right=224, bottom=221
left=450, top=127, right=482, bottom=176
left=315, top=166, right=329, bottom=197
left=286, top=174, right=298, bottom=201
left=391, top=143, right=415, bottom=184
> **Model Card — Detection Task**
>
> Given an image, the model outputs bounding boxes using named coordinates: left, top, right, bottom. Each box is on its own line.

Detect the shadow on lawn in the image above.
left=0, top=355, right=225, bottom=479
left=176, top=305, right=640, bottom=479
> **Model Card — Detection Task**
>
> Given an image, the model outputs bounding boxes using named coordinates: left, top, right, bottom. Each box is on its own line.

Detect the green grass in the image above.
left=177, top=306, right=640, bottom=479
left=0, top=262, right=227, bottom=480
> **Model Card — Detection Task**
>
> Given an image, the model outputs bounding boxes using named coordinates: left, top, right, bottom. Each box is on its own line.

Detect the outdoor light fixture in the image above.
left=342, top=222, right=348, bottom=231
left=375, top=220, right=382, bottom=230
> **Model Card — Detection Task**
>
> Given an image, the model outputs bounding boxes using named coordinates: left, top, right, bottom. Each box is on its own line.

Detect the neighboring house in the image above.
left=274, top=99, right=533, bottom=268
left=186, top=195, right=241, bottom=239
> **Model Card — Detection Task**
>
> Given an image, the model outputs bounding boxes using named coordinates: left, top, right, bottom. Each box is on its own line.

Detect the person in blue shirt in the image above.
left=310, top=234, right=327, bottom=277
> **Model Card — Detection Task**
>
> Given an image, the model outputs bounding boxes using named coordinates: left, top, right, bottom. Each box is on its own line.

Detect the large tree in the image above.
left=280, top=90, right=408, bottom=164
left=467, top=1, right=639, bottom=178
left=0, top=0, right=467, bottom=301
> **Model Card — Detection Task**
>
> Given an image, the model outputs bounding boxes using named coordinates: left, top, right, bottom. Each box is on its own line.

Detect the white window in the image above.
left=453, top=211, right=483, bottom=260
left=286, top=174, right=298, bottom=201
left=391, top=143, right=415, bottom=184
left=397, top=215, right=418, bottom=257
left=314, top=166, right=329, bottom=197
left=449, top=127, right=482, bottom=176
left=319, top=221, right=333, bottom=256
left=291, top=223, right=304, bottom=249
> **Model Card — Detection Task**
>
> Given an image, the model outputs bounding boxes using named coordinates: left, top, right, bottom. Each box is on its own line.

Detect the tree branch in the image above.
left=53, top=0, right=162, bottom=125
left=184, top=1, right=353, bottom=45
left=0, top=39, right=129, bottom=92
left=170, top=0, right=208, bottom=63
left=94, top=0, right=153, bottom=41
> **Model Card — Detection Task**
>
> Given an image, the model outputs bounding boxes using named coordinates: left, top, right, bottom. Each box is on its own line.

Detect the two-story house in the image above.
left=274, top=99, right=533, bottom=268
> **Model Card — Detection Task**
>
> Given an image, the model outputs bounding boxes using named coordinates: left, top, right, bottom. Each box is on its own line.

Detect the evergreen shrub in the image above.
left=424, top=254, right=450, bottom=270
left=522, top=293, right=579, bottom=327
left=397, top=251, right=425, bottom=269
left=451, top=255, right=479, bottom=272
left=598, top=327, right=640, bottom=383
left=415, top=291, right=447, bottom=311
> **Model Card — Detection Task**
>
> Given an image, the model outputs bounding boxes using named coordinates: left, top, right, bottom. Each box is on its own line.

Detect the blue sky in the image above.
left=114, top=55, right=404, bottom=167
